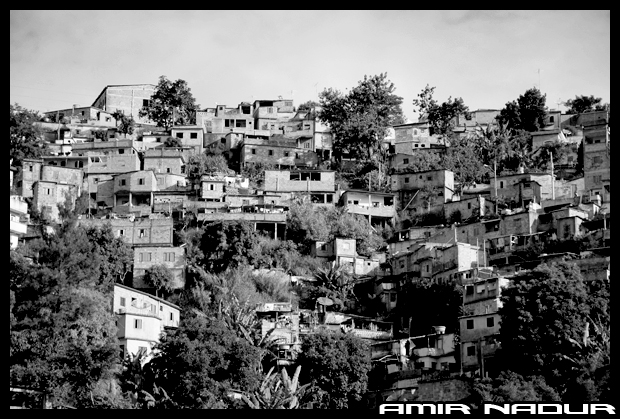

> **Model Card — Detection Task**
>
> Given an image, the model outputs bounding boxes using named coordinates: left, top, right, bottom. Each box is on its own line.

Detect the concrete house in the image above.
left=339, top=190, right=396, bottom=226
left=196, top=102, right=255, bottom=134
left=264, top=169, right=336, bottom=205
left=459, top=276, right=510, bottom=377
left=311, top=238, right=382, bottom=277
left=391, top=169, right=455, bottom=214
left=239, top=135, right=318, bottom=170
left=132, top=246, right=186, bottom=291
left=32, top=180, right=79, bottom=223
left=579, top=111, right=609, bottom=203
left=113, top=283, right=180, bottom=360
left=79, top=216, right=174, bottom=247
left=253, top=99, right=296, bottom=134
left=256, top=302, right=301, bottom=366
left=491, top=171, right=555, bottom=204
left=391, top=122, right=446, bottom=155
left=170, top=125, right=204, bottom=155
left=143, top=148, right=186, bottom=175
left=10, top=195, right=29, bottom=249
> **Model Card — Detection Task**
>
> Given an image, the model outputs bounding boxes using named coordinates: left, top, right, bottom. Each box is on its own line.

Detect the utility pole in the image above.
left=550, top=151, right=555, bottom=200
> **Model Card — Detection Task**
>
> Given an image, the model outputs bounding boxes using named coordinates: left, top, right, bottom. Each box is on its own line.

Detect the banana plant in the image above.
left=240, top=365, right=311, bottom=409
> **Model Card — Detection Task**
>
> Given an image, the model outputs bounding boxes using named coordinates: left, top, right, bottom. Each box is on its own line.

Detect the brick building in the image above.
left=91, top=84, right=156, bottom=126
left=132, top=246, right=186, bottom=291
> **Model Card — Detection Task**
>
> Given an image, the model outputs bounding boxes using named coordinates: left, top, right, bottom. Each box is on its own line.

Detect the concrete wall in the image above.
left=241, top=140, right=318, bottom=168
left=170, top=126, right=204, bottom=154
left=79, top=217, right=174, bottom=246
left=200, top=180, right=225, bottom=200
left=40, top=165, right=84, bottom=194
left=114, top=171, right=158, bottom=194
left=143, top=149, right=185, bottom=175
left=92, top=84, right=156, bottom=125
left=414, top=378, right=473, bottom=402
left=33, top=181, right=77, bottom=223
left=132, top=246, right=185, bottom=290
left=16, top=159, right=42, bottom=198
left=264, top=170, right=335, bottom=192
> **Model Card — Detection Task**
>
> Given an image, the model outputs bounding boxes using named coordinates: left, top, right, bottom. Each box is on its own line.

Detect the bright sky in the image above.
left=10, top=10, right=610, bottom=122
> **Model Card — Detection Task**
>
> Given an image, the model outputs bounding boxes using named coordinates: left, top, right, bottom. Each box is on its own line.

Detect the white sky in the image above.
left=10, top=10, right=610, bottom=122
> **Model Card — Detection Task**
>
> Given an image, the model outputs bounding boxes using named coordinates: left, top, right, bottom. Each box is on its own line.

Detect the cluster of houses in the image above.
left=9, top=83, right=610, bottom=400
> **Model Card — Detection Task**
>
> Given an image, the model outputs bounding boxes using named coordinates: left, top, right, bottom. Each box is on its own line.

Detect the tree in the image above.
left=146, top=315, right=263, bottom=408
left=186, top=153, right=232, bottom=179
left=392, top=151, right=443, bottom=174
left=297, top=330, right=371, bottom=409
left=10, top=103, right=47, bottom=166
left=472, top=371, right=561, bottom=403
left=163, top=136, right=183, bottom=148
left=319, top=73, right=405, bottom=163
left=497, top=262, right=610, bottom=396
left=306, top=264, right=359, bottom=312
left=497, top=87, right=547, bottom=133
left=143, top=264, right=176, bottom=298
left=199, top=221, right=261, bottom=273
left=241, top=161, right=276, bottom=189
left=564, top=95, right=608, bottom=114
left=93, top=129, right=108, bottom=141
left=412, top=85, right=470, bottom=137
left=297, top=100, right=320, bottom=112
left=111, top=110, right=135, bottom=138
left=10, top=242, right=123, bottom=407
left=138, top=75, right=198, bottom=131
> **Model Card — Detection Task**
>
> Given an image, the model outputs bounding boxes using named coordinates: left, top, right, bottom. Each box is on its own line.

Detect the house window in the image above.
left=28, top=165, right=33, bottom=172
left=119, top=149, right=125, bottom=154
left=139, top=229, right=145, bottom=238
left=235, top=120, right=246, bottom=128
left=167, top=168, right=171, bottom=173
left=170, top=312, right=174, bottom=321
left=523, top=182, right=531, bottom=188
left=487, top=317, right=495, bottom=327
left=403, top=158, right=409, bottom=165
left=120, top=179, right=126, bottom=186
left=146, top=253, right=151, bottom=262
left=284, top=151, right=290, bottom=157
left=466, top=346, right=476, bottom=356
left=499, top=181, right=504, bottom=188
left=414, top=144, right=419, bottom=148
left=593, top=175, right=602, bottom=184
left=138, top=178, right=145, bottom=185
left=405, top=177, right=409, bottom=183
left=120, top=297, right=126, bottom=307
left=251, top=149, right=256, bottom=155
left=143, top=99, right=150, bottom=107
left=310, top=172, right=321, bottom=181
left=466, top=319, right=474, bottom=329
left=164, top=252, right=175, bottom=262
left=190, top=132, right=198, bottom=139
left=268, top=150, right=274, bottom=156
left=353, top=200, right=359, bottom=205
left=268, top=107, right=274, bottom=114
left=225, top=119, right=234, bottom=127
left=209, top=184, right=214, bottom=190
left=468, top=203, right=471, bottom=209
left=46, top=188, right=51, bottom=195
left=118, top=229, right=125, bottom=237
left=176, top=133, right=183, bottom=139
left=134, top=319, right=142, bottom=329
left=427, top=176, right=432, bottom=181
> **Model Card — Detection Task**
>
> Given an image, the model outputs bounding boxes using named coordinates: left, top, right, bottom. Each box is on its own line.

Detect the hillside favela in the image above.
left=10, top=77, right=610, bottom=409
